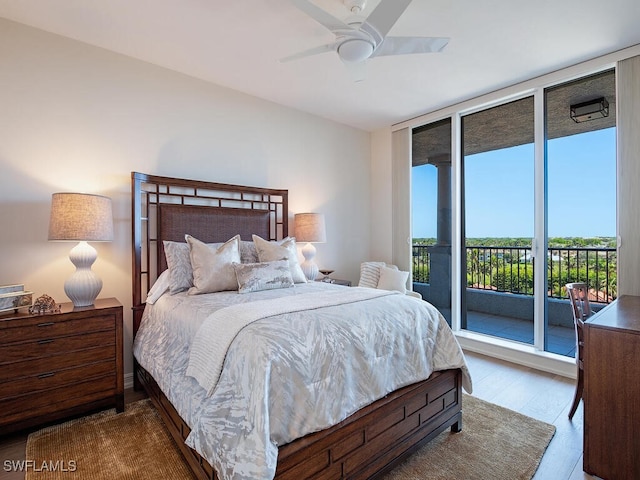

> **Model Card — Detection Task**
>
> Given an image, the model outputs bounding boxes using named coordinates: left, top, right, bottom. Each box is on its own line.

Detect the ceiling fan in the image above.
left=281, top=0, right=449, bottom=66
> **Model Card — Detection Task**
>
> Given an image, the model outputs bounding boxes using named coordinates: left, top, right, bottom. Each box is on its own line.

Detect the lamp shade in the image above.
left=294, top=213, right=326, bottom=243
left=48, top=193, right=114, bottom=241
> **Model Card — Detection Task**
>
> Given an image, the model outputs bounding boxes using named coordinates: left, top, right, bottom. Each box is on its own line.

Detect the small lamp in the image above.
left=294, top=213, right=326, bottom=281
left=48, top=193, right=114, bottom=307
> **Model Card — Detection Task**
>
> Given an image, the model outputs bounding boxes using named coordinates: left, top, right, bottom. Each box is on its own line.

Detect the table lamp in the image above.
left=294, top=213, right=326, bottom=281
left=48, top=193, right=114, bottom=307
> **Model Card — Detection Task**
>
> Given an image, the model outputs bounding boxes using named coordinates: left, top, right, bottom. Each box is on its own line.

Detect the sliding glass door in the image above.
left=455, top=69, right=617, bottom=356
left=460, top=97, right=536, bottom=345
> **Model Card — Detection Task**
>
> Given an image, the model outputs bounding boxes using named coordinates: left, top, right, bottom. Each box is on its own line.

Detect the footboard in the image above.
left=137, top=364, right=462, bottom=480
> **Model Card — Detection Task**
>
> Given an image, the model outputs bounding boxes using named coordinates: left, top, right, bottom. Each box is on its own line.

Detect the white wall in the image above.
left=0, top=19, right=371, bottom=378
left=369, top=128, right=392, bottom=262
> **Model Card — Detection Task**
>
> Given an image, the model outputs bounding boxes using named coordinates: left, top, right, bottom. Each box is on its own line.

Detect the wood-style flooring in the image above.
left=0, top=351, right=597, bottom=480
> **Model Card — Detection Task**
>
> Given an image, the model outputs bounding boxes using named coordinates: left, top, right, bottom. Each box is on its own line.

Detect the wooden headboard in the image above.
left=131, top=172, right=288, bottom=334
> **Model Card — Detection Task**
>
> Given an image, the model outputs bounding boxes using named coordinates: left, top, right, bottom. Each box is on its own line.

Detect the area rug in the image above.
left=381, top=394, right=556, bottom=480
left=26, top=395, right=555, bottom=480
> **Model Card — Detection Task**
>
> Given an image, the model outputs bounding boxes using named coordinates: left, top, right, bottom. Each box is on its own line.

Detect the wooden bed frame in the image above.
left=131, top=171, right=463, bottom=480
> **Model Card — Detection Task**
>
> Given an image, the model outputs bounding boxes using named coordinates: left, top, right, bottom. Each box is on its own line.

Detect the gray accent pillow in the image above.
left=232, top=260, right=294, bottom=294
left=186, top=234, right=241, bottom=294
left=164, top=241, right=194, bottom=294
left=239, top=240, right=259, bottom=263
left=164, top=236, right=256, bottom=294
left=252, top=235, right=307, bottom=284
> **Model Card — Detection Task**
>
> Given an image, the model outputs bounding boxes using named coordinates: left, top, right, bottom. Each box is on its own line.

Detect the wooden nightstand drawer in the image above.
left=0, top=359, right=115, bottom=398
left=0, top=345, right=115, bottom=383
left=0, top=330, right=115, bottom=365
left=0, top=298, right=124, bottom=434
left=0, top=315, right=115, bottom=344
left=0, top=374, right=116, bottom=426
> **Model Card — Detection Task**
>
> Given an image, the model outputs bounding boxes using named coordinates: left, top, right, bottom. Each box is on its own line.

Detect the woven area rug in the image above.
left=382, top=394, right=556, bottom=480
left=26, top=395, right=555, bottom=480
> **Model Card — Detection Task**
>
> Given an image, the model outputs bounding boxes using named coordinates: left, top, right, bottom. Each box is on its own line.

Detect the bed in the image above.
left=130, top=171, right=471, bottom=480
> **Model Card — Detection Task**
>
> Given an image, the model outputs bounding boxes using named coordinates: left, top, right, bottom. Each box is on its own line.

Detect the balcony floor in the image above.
left=443, top=309, right=576, bottom=358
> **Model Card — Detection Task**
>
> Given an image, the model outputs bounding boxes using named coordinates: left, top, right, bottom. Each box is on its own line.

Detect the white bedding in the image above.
left=133, top=282, right=472, bottom=480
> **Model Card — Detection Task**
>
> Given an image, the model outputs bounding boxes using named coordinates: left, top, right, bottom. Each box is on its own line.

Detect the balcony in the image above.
left=413, top=244, right=616, bottom=357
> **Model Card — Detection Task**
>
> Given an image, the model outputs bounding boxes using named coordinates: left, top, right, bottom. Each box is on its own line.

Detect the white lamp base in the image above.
left=300, top=242, right=319, bottom=281
left=64, top=241, right=103, bottom=307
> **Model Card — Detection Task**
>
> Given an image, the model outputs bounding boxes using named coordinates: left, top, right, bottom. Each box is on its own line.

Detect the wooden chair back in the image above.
left=566, top=282, right=591, bottom=369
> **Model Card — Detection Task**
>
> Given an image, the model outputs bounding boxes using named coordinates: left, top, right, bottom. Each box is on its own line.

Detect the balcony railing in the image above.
left=412, top=244, right=617, bottom=302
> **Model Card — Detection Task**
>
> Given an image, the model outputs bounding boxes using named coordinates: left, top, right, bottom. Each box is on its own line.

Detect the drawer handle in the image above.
left=37, top=339, right=54, bottom=345
left=37, top=372, right=55, bottom=379
left=37, top=322, right=55, bottom=327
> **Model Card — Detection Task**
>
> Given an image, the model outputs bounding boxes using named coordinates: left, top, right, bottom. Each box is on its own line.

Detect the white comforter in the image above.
left=133, top=282, right=471, bottom=480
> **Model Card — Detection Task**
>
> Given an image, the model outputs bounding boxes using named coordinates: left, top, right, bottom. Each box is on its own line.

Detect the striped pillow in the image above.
left=358, top=262, right=398, bottom=288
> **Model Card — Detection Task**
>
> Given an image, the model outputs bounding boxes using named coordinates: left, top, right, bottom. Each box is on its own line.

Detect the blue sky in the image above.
left=412, top=127, right=616, bottom=238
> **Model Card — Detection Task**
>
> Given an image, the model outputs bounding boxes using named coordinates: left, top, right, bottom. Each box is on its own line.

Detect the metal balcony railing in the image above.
left=412, top=244, right=617, bottom=303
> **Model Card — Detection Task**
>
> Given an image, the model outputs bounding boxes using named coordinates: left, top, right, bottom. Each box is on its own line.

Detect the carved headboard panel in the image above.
left=131, top=172, right=288, bottom=334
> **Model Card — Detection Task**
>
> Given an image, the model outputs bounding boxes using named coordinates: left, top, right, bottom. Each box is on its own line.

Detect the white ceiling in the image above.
left=1, top=0, right=639, bottom=132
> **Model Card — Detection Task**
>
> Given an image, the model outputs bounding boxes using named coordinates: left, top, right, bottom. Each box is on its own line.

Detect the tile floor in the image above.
left=466, top=310, right=576, bottom=357
left=438, top=307, right=576, bottom=358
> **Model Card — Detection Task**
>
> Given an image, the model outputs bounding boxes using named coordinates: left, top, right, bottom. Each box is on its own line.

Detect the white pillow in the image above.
left=146, top=270, right=171, bottom=304
left=377, top=265, right=409, bottom=294
left=232, top=260, right=294, bottom=294
left=252, top=235, right=307, bottom=284
left=186, top=234, right=241, bottom=294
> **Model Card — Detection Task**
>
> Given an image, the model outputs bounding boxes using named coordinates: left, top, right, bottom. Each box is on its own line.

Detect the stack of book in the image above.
left=0, top=284, right=33, bottom=314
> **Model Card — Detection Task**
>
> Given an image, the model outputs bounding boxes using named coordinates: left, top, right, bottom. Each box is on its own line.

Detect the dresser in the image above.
left=0, top=298, right=123, bottom=434
left=583, top=295, right=640, bottom=480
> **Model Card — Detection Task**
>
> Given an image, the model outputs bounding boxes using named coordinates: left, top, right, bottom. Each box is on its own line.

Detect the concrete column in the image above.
left=426, top=154, right=452, bottom=312
left=430, top=154, right=452, bottom=246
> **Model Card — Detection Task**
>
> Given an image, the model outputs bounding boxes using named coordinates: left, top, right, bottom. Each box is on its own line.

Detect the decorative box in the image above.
left=0, top=284, right=33, bottom=313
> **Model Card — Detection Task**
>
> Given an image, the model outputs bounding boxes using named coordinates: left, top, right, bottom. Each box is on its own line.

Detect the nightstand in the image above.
left=0, top=298, right=123, bottom=434
left=317, top=278, right=352, bottom=287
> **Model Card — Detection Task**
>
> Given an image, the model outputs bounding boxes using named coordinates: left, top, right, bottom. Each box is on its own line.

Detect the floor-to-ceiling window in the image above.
left=460, top=96, right=536, bottom=345
left=544, top=69, right=617, bottom=356
left=411, top=68, right=617, bottom=358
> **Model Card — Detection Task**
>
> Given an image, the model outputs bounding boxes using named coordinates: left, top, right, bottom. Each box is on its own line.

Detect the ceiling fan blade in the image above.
left=361, top=0, right=412, bottom=39
left=279, top=43, right=336, bottom=63
left=371, top=36, right=449, bottom=57
left=291, top=0, right=352, bottom=33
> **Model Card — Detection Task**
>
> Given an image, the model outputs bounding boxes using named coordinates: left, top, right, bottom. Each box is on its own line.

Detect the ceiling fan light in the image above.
left=338, top=38, right=374, bottom=63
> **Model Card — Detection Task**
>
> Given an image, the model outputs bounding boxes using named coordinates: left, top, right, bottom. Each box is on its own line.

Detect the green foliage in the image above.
left=412, top=237, right=617, bottom=300
left=412, top=237, right=616, bottom=248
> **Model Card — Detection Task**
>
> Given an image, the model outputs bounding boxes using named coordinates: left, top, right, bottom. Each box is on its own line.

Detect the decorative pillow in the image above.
left=163, top=241, right=193, bottom=294
left=146, top=270, right=171, bottom=304
left=239, top=240, right=259, bottom=263
left=186, top=234, right=241, bottom=294
left=377, top=265, right=409, bottom=294
left=232, top=260, right=294, bottom=294
left=252, top=235, right=307, bottom=284
left=358, top=261, right=398, bottom=288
